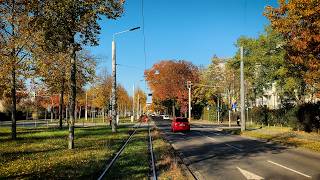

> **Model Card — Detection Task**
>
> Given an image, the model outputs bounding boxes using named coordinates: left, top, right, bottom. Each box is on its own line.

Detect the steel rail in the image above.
left=97, top=123, right=141, bottom=180
left=148, top=123, right=157, bottom=180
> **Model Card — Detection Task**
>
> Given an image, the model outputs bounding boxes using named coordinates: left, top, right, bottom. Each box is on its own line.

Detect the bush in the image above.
left=251, top=106, right=269, bottom=125
left=297, top=102, right=320, bottom=132
left=249, top=102, right=320, bottom=133
left=0, top=112, right=10, bottom=121
left=251, top=105, right=297, bottom=126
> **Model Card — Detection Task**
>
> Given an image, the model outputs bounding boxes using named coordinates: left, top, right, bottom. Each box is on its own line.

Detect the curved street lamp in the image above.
left=111, top=27, right=140, bottom=133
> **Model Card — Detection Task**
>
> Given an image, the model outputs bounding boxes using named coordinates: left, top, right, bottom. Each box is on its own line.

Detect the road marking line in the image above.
left=267, top=160, right=312, bottom=178
left=237, top=167, right=264, bottom=180
left=195, top=131, right=243, bottom=151
left=207, top=136, right=217, bottom=142
left=225, top=143, right=243, bottom=151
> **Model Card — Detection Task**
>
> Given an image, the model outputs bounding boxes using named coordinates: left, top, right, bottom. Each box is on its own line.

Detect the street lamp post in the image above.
left=111, top=27, right=140, bottom=133
left=132, top=84, right=135, bottom=122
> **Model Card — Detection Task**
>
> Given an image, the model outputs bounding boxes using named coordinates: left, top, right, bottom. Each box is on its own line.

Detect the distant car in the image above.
left=140, top=115, right=148, bottom=122
left=171, top=117, right=190, bottom=132
left=163, top=115, right=170, bottom=120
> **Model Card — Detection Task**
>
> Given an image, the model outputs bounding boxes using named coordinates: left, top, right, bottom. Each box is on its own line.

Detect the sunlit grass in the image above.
left=0, top=125, right=132, bottom=179
left=152, top=129, right=189, bottom=180
left=77, top=117, right=135, bottom=124
left=107, top=128, right=150, bottom=179
left=242, top=125, right=320, bottom=153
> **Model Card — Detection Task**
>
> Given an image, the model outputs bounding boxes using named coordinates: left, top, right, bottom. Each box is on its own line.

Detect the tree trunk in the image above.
left=172, top=100, right=176, bottom=118
left=11, top=68, right=17, bottom=140
left=68, top=47, right=76, bottom=149
left=102, top=108, right=105, bottom=122
left=51, top=107, right=53, bottom=122
left=59, top=80, right=65, bottom=129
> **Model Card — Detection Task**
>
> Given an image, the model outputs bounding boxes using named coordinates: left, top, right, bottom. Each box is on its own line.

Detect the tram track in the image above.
left=98, top=120, right=157, bottom=180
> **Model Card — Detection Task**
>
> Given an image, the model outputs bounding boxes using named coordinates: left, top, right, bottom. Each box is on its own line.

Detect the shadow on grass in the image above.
left=0, top=125, right=133, bottom=142
left=3, top=152, right=111, bottom=180
left=0, top=147, right=63, bottom=163
left=259, top=132, right=303, bottom=147
left=0, top=125, right=135, bottom=179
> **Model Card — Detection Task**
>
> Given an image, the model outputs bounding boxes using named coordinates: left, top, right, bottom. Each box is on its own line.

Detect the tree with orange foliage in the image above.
left=265, top=0, right=320, bottom=100
left=145, top=60, right=199, bottom=116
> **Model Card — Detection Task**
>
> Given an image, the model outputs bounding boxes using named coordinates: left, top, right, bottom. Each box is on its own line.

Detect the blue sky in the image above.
left=86, top=0, right=278, bottom=95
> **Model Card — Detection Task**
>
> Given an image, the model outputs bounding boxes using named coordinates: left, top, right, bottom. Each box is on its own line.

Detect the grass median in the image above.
left=107, top=129, right=150, bottom=179
left=152, top=129, right=192, bottom=180
left=242, top=125, right=320, bottom=153
left=0, top=125, right=133, bottom=179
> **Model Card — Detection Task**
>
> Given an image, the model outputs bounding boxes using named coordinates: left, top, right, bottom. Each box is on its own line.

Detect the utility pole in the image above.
left=240, top=46, right=246, bottom=131
left=132, top=84, right=135, bottom=122
left=111, top=40, right=117, bottom=132
left=217, top=95, right=220, bottom=124
left=187, top=81, right=192, bottom=121
left=85, top=92, right=87, bottom=121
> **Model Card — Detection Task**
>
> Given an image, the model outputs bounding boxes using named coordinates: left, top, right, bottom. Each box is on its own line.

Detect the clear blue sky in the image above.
left=86, top=0, right=278, bottom=95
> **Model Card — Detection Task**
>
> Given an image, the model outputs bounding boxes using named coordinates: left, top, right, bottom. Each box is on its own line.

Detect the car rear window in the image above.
left=176, top=118, right=188, bottom=122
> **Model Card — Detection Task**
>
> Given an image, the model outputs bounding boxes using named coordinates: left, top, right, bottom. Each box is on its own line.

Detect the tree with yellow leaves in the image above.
left=0, top=1, right=41, bottom=139
left=265, top=0, right=320, bottom=101
left=134, top=87, right=147, bottom=117
left=33, top=0, right=123, bottom=149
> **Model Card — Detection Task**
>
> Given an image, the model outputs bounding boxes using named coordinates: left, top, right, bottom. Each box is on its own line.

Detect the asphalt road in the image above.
left=153, top=117, right=320, bottom=180
left=0, top=121, right=49, bottom=127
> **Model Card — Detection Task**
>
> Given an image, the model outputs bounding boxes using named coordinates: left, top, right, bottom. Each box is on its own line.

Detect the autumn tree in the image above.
left=89, top=70, right=131, bottom=120
left=35, top=0, right=124, bottom=149
left=118, top=85, right=131, bottom=117
left=35, top=48, right=96, bottom=128
left=0, top=1, right=40, bottom=139
left=89, top=71, right=112, bottom=121
left=265, top=0, right=320, bottom=101
left=35, top=51, right=69, bottom=127
left=191, top=57, right=239, bottom=120
left=134, top=87, right=146, bottom=117
left=194, top=57, right=227, bottom=104
left=230, top=26, right=313, bottom=106
left=145, top=60, right=199, bottom=116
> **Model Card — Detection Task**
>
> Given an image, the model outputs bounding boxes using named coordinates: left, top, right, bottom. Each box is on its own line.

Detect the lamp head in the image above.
left=130, top=27, right=141, bottom=31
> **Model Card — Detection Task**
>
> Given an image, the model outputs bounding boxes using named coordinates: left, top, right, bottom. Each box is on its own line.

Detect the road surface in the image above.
left=153, top=118, right=320, bottom=180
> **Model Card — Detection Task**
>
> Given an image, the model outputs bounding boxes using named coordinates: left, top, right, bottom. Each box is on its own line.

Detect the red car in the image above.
left=171, top=117, right=190, bottom=132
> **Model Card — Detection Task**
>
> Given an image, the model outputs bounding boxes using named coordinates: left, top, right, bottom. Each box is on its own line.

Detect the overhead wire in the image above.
left=141, top=0, right=149, bottom=98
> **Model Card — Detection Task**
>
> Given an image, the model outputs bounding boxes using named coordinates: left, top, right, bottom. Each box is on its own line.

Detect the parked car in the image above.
left=163, top=115, right=170, bottom=120
left=171, top=117, right=190, bottom=132
left=140, top=114, right=148, bottom=122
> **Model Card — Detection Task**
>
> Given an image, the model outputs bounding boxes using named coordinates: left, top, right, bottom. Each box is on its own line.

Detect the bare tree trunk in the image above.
left=59, top=79, right=65, bottom=129
left=102, top=108, right=105, bottom=122
left=74, top=102, right=77, bottom=121
left=51, top=107, right=53, bottom=122
left=68, top=47, right=76, bottom=149
left=11, top=67, right=17, bottom=140
left=172, top=100, right=176, bottom=118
